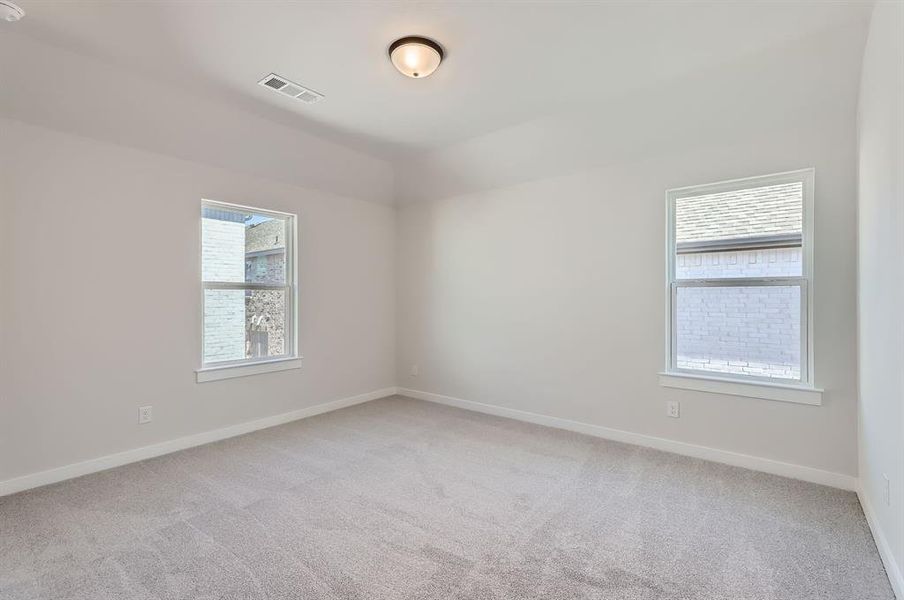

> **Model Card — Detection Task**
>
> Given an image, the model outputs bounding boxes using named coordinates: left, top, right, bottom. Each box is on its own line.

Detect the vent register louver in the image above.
left=258, top=74, right=324, bottom=104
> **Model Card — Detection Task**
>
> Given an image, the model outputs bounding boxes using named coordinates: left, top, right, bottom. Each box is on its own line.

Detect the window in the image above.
left=663, top=170, right=817, bottom=400
left=198, top=200, right=298, bottom=381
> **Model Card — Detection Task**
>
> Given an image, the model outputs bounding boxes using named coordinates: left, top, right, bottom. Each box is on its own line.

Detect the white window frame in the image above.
left=660, top=169, right=821, bottom=405
left=196, top=199, right=300, bottom=383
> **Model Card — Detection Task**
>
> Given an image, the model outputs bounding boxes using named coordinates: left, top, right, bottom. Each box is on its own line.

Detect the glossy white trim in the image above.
left=0, top=387, right=399, bottom=497
left=399, top=388, right=852, bottom=490
left=860, top=486, right=904, bottom=599
left=196, top=356, right=302, bottom=382
left=200, top=199, right=299, bottom=372
left=664, top=168, right=817, bottom=387
left=658, top=372, right=823, bottom=405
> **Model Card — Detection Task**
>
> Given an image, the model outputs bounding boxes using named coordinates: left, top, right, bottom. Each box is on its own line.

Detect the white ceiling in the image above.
left=11, top=1, right=874, bottom=160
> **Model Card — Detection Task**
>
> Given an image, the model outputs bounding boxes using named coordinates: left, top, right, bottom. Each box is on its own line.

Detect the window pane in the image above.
left=247, top=289, right=286, bottom=358
left=675, top=285, right=801, bottom=380
left=675, top=182, right=802, bottom=279
left=203, top=289, right=246, bottom=363
left=202, top=206, right=286, bottom=285
left=245, top=219, right=287, bottom=285
left=204, top=289, right=287, bottom=363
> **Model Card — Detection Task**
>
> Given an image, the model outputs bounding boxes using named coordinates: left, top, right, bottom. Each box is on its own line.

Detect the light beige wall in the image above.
left=0, top=118, right=396, bottom=482
left=394, top=19, right=868, bottom=206
left=396, top=114, right=859, bottom=477
left=0, top=32, right=395, bottom=206
left=857, top=0, right=904, bottom=592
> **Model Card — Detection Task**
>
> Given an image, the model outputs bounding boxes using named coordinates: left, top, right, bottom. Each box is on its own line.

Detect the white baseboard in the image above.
left=399, top=387, right=857, bottom=491
left=859, top=487, right=904, bottom=599
left=0, top=386, right=399, bottom=497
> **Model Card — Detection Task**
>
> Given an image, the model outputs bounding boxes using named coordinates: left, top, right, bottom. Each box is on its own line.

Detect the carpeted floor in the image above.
left=0, top=395, right=893, bottom=599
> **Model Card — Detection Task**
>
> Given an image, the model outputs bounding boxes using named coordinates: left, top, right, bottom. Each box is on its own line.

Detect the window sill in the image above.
left=196, top=357, right=302, bottom=383
left=658, top=372, right=822, bottom=405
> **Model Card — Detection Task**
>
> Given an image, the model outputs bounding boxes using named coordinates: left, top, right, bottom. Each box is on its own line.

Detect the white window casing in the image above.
left=662, top=169, right=822, bottom=404
left=196, top=199, right=300, bottom=382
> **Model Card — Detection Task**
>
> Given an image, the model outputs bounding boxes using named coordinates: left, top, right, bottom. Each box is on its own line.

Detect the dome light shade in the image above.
left=0, top=1, right=25, bottom=22
left=389, top=36, right=444, bottom=79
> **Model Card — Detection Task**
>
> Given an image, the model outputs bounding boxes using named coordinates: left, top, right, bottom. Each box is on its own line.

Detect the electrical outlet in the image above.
left=666, top=400, right=680, bottom=418
left=884, top=474, right=891, bottom=506
left=410, top=364, right=419, bottom=377
left=138, top=405, right=153, bottom=424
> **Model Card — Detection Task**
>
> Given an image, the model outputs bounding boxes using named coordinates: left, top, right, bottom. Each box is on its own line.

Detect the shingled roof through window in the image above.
left=676, top=182, right=802, bottom=245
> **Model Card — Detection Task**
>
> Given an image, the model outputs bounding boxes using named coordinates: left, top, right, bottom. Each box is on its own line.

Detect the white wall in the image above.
left=0, top=118, right=397, bottom=482
left=394, top=20, right=868, bottom=205
left=857, top=0, right=904, bottom=595
left=0, top=32, right=395, bottom=206
left=397, top=106, right=860, bottom=479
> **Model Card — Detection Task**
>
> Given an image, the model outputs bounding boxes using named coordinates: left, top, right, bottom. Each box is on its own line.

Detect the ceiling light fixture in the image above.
left=0, top=1, right=25, bottom=22
left=388, top=36, right=444, bottom=79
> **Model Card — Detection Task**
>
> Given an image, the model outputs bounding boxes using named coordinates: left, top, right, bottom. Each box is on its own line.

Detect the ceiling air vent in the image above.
left=258, top=73, right=324, bottom=105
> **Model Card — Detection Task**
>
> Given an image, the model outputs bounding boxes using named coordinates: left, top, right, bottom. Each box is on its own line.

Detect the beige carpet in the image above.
left=0, top=395, right=893, bottom=599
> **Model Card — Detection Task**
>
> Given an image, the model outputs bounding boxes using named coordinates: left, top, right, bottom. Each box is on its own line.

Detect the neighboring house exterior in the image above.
left=675, top=182, right=803, bottom=380
left=202, top=210, right=286, bottom=363
left=244, top=219, right=286, bottom=359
